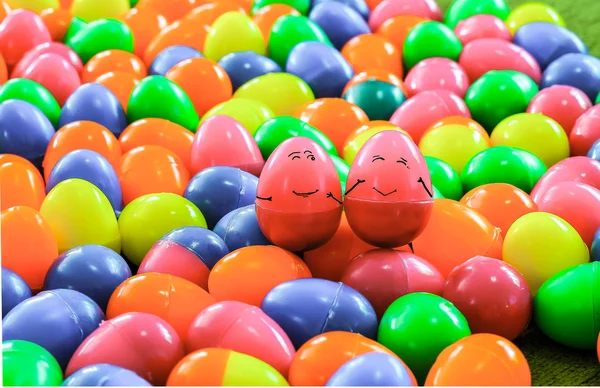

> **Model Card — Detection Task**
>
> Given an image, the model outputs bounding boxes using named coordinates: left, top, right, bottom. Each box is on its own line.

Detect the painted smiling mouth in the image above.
left=293, top=189, right=319, bottom=198
left=373, top=187, right=397, bottom=197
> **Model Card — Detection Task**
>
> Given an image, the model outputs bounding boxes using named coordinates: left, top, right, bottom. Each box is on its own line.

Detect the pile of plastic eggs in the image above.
left=2, top=0, right=600, bottom=386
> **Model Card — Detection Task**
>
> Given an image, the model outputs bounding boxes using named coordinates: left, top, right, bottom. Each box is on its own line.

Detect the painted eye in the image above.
left=307, top=155, right=315, bottom=161
left=292, top=156, right=300, bottom=160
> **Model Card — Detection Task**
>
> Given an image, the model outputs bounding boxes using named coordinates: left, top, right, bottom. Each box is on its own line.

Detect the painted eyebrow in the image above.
left=288, top=152, right=301, bottom=157
left=304, top=150, right=314, bottom=154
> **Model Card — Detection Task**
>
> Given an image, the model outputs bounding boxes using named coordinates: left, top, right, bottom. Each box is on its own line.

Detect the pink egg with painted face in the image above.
left=459, top=38, right=542, bottom=83
left=343, top=130, right=434, bottom=248
left=12, top=42, right=83, bottom=78
left=570, top=105, right=600, bottom=156
left=531, top=156, right=600, bottom=202
left=404, top=58, right=470, bottom=98
left=191, top=115, right=264, bottom=176
left=256, top=137, right=343, bottom=252
left=454, top=15, right=511, bottom=45
left=368, top=0, right=441, bottom=31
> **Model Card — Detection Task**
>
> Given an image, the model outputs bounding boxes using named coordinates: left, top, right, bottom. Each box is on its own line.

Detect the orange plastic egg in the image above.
left=376, top=15, right=426, bottom=52
left=82, top=50, right=147, bottom=84
left=0, top=154, right=46, bottom=211
left=135, top=0, right=200, bottom=23
left=252, top=4, right=301, bottom=44
left=122, top=7, right=169, bottom=59
left=94, top=71, right=140, bottom=112
left=40, top=7, right=72, bottom=42
left=341, top=34, right=403, bottom=78
left=143, top=19, right=210, bottom=67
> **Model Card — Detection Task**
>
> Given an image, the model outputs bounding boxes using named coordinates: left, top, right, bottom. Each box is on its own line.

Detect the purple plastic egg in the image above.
left=149, top=45, right=204, bottom=76
left=213, top=204, right=271, bottom=252
left=541, top=53, right=600, bottom=101
left=217, top=51, right=282, bottom=91
left=326, top=352, right=416, bottom=386
left=63, top=364, right=151, bottom=386
left=311, top=0, right=370, bottom=20
left=2, top=268, right=32, bottom=318
left=308, top=2, right=370, bottom=50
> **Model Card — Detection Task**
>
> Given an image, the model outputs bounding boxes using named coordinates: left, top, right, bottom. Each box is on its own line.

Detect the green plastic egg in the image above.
left=403, top=21, right=463, bottom=70
left=63, top=17, right=87, bottom=44
left=203, top=12, right=266, bottom=62
left=0, top=79, right=61, bottom=127
left=534, top=262, right=600, bottom=350
left=433, top=185, right=444, bottom=199
left=445, top=0, right=511, bottom=29
left=128, top=76, right=200, bottom=131
left=378, top=293, right=471, bottom=384
left=66, top=19, right=134, bottom=63
left=342, top=80, right=406, bottom=121
left=425, top=156, right=462, bottom=200
left=2, top=340, right=63, bottom=387
left=252, top=0, right=310, bottom=15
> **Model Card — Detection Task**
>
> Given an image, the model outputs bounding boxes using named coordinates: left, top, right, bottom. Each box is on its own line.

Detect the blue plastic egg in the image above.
left=326, top=352, right=416, bottom=386
left=587, top=139, right=600, bottom=161
left=591, top=227, right=600, bottom=262
left=43, top=245, right=132, bottom=311
left=261, top=278, right=378, bottom=349
left=58, top=83, right=128, bottom=138
left=149, top=45, right=204, bottom=76
left=311, top=0, right=370, bottom=20
left=63, top=364, right=151, bottom=386
left=213, top=204, right=271, bottom=251
left=217, top=51, right=282, bottom=91
left=46, top=149, right=123, bottom=211
left=0, top=99, right=55, bottom=169
left=541, top=53, right=600, bottom=101
left=308, top=2, right=370, bottom=50
left=1, top=268, right=32, bottom=318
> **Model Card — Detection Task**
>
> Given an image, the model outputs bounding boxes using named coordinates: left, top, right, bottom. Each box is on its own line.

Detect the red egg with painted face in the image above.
left=256, top=137, right=343, bottom=252
left=344, top=130, right=433, bottom=248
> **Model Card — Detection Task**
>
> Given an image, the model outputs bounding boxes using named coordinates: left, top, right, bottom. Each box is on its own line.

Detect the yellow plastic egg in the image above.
left=505, top=2, right=566, bottom=35
left=200, top=98, right=274, bottom=136
left=70, top=0, right=130, bottom=22
left=203, top=11, right=266, bottom=62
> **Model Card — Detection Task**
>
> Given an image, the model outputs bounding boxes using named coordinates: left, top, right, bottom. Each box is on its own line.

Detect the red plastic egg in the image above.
left=459, top=38, right=541, bottom=83
left=530, top=156, right=600, bottom=202
left=191, top=115, right=264, bottom=176
left=527, top=85, right=592, bottom=135
left=255, top=137, right=343, bottom=252
left=570, top=105, right=600, bottom=156
left=443, top=256, right=532, bottom=341
left=186, top=301, right=295, bottom=377
left=404, top=57, right=470, bottom=98
left=20, top=53, right=81, bottom=106
left=340, top=249, right=444, bottom=318
left=0, top=9, right=51, bottom=68
left=65, top=312, right=185, bottom=386
left=343, top=130, right=434, bottom=248
left=454, top=15, right=511, bottom=45
left=12, top=42, right=83, bottom=78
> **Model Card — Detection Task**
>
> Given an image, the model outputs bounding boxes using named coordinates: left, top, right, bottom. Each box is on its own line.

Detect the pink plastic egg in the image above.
left=12, top=42, right=83, bottom=78
left=340, top=249, right=444, bottom=318
left=0, top=9, right=51, bottom=68
left=65, top=312, right=185, bottom=386
left=186, top=301, right=295, bottom=377
left=527, top=85, right=592, bottom=135
left=368, top=0, right=441, bottom=31
left=443, top=256, right=532, bottom=341
left=454, top=15, right=511, bottom=45
left=459, top=38, right=541, bottom=83
left=21, top=53, right=81, bottom=106
left=389, top=90, right=471, bottom=143
left=256, top=137, right=343, bottom=252
left=343, top=130, right=434, bottom=248
left=535, top=181, right=600, bottom=248
left=404, top=57, right=470, bottom=98
left=191, top=115, right=264, bottom=176
left=570, top=105, right=600, bottom=156
left=531, top=156, right=600, bottom=202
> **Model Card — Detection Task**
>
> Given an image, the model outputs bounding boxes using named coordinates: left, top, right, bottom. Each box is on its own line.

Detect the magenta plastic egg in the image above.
left=191, top=115, right=265, bottom=176
left=459, top=38, right=541, bottom=83
left=404, top=58, right=470, bottom=98
left=340, top=249, right=444, bottom=318
left=570, top=105, right=600, bottom=156
left=535, top=181, right=600, bottom=248
left=255, top=137, right=343, bottom=252
left=531, top=156, right=600, bottom=202
left=527, top=85, right=592, bottom=136
left=12, top=42, right=83, bottom=78
left=186, top=301, right=295, bottom=377
left=20, top=53, right=81, bottom=106
left=343, top=130, right=434, bottom=248
left=368, top=0, right=441, bottom=31
left=454, top=15, right=511, bottom=46
left=389, top=89, right=471, bottom=143
left=0, top=9, right=51, bottom=68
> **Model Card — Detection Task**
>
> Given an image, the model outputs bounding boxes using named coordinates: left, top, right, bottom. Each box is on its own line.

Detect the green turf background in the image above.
left=434, top=1, right=600, bottom=385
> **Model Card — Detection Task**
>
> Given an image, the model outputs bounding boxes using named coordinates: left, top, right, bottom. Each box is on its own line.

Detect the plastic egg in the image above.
left=3, top=289, right=104, bottom=369
left=343, top=79, right=407, bottom=122
left=344, top=130, right=434, bottom=248
left=2, top=268, right=32, bottom=318
left=288, top=331, right=403, bottom=386
left=191, top=116, right=264, bottom=176
left=527, top=85, right=592, bottom=135
left=491, top=113, right=569, bottom=168
left=63, top=364, right=151, bottom=386
left=208, top=245, right=311, bottom=306
left=530, top=157, right=600, bottom=201
left=0, top=78, right=61, bottom=128
left=340, top=249, right=444, bottom=318
left=107, top=273, right=216, bottom=341
left=186, top=301, right=295, bottom=376
left=66, top=19, right=134, bottom=64
left=343, top=124, right=410, bottom=165
left=505, top=2, right=565, bottom=35
left=0, top=9, right=51, bottom=68
left=204, top=12, right=265, bottom=62
left=118, top=193, right=207, bottom=265
left=443, top=0, right=510, bottom=30
left=65, top=312, right=185, bottom=386
left=503, top=212, right=589, bottom=294
left=0, top=99, right=55, bottom=169
left=218, top=51, right=282, bottom=91
left=454, top=14, right=511, bottom=45
left=149, top=45, right=203, bottom=76
left=308, top=2, right=370, bottom=50
left=326, top=352, right=416, bottom=386
left=142, top=19, right=209, bottom=66
left=424, top=156, right=462, bottom=200
left=390, top=90, right=471, bottom=143
left=21, top=53, right=81, bottom=107
left=81, top=49, right=146, bottom=83
left=40, top=179, right=121, bottom=253
left=513, top=22, right=588, bottom=70
left=378, top=293, right=471, bottom=383
left=572, top=106, right=600, bottom=156
left=443, top=256, right=532, bottom=341
left=411, top=199, right=503, bottom=277
left=43, top=245, right=131, bottom=311
left=70, top=0, right=131, bottom=21
left=213, top=205, right=271, bottom=251
left=541, top=53, right=600, bottom=101
left=119, top=118, right=194, bottom=171
left=166, top=348, right=288, bottom=386
left=403, top=21, right=463, bottom=71
left=2, top=340, right=63, bottom=387
left=425, top=334, right=531, bottom=386
left=368, top=0, right=439, bottom=30
left=255, top=137, right=343, bottom=251
left=592, top=228, right=600, bottom=262
left=252, top=4, right=302, bottom=43
left=201, top=97, right=274, bottom=135
left=0, top=154, right=46, bottom=211
left=405, top=58, right=470, bottom=98
left=262, top=278, right=377, bottom=348
left=312, top=0, right=370, bottom=20
left=253, top=0, right=308, bottom=14
left=377, top=18, right=424, bottom=53
left=341, top=33, right=402, bottom=77
left=534, top=262, right=600, bottom=349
